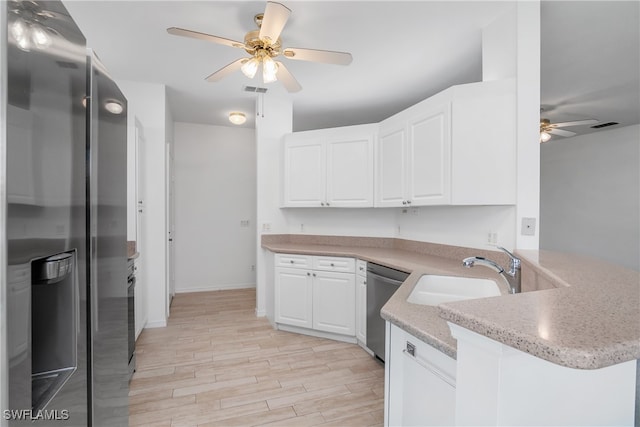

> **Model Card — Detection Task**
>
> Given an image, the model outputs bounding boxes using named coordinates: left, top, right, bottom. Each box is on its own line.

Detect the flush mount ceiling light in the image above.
left=229, top=112, right=246, bottom=125
left=167, top=1, right=352, bottom=92
left=105, top=101, right=124, bottom=115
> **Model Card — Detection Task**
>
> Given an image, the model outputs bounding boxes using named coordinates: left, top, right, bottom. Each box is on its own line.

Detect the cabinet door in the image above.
left=283, top=139, right=326, bottom=207
left=355, top=274, right=367, bottom=344
left=275, top=267, right=313, bottom=328
left=407, top=102, right=451, bottom=206
left=388, top=324, right=456, bottom=426
left=376, top=122, right=407, bottom=207
left=312, top=271, right=355, bottom=336
left=326, top=135, right=374, bottom=207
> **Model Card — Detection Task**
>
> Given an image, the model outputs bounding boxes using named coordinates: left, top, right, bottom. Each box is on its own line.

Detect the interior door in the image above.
left=166, top=140, right=175, bottom=314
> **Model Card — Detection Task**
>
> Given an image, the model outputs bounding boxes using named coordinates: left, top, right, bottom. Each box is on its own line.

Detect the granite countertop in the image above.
left=262, top=234, right=640, bottom=369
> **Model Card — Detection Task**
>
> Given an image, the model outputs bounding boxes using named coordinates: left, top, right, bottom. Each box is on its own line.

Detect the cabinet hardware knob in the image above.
left=321, top=202, right=325, bottom=206
left=307, top=272, right=311, bottom=276
left=312, top=273, right=316, bottom=277
left=290, top=260, right=294, bottom=264
left=402, top=200, right=407, bottom=205
left=407, top=200, right=412, bottom=205
left=326, top=202, right=330, bottom=206
left=330, top=263, right=334, bottom=267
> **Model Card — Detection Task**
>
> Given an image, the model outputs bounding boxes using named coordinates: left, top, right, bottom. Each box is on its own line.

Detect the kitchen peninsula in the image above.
left=262, top=234, right=640, bottom=426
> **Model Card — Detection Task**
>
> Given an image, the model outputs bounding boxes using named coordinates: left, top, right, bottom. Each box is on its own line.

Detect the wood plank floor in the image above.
left=129, top=289, right=384, bottom=427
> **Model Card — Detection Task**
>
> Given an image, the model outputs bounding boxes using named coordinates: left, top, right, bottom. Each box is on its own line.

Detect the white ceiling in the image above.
left=63, top=1, right=639, bottom=136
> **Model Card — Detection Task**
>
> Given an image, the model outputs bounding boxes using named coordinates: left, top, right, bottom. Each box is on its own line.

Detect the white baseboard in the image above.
left=255, top=308, right=266, bottom=317
left=175, top=283, right=256, bottom=294
left=276, top=324, right=357, bottom=344
left=145, top=319, right=167, bottom=329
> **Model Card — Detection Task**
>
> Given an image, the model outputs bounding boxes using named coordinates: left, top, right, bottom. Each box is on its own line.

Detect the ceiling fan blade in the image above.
left=548, top=128, right=576, bottom=137
left=167, top=27, right=245, bottom=49
left=205, top=58, right=246, bottom=82
left=283, top=47, right=353, bottom=65
left=275, top=62, right=302, bottom=93
left=553, top=119, right=599, bottom=128
left=259, top=2, right=291, bottom=43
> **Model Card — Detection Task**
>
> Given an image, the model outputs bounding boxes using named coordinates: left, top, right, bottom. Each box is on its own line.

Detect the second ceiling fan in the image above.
left=539, top=117, right=599, bottom=143
left=167, top=1, right=353, bottom=93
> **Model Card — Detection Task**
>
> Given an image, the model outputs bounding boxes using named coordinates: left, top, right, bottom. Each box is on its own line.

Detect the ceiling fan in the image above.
left=539, top=117, right=599, bottom=143
left=167, top=1, right=353, bottom=93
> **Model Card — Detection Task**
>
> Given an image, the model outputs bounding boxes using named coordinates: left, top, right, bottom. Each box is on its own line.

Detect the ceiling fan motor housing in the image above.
left=243, top=29, right=281, bottom=58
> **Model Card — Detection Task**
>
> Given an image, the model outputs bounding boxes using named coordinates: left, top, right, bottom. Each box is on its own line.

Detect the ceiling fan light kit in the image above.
left=167, top=1, right=352, bottom=93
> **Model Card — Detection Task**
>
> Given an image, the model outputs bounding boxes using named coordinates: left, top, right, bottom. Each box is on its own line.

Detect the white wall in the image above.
left=117, top=80, right=167, bottom=328
left=284, top=208, right=397, bottom=237
left=173, top=122, right=257, bottom=292
left=256, top=93, right=292, bottom=319
left=540, top=124, right=640, bottom=271
left=396, top=206, right=516, bottom=250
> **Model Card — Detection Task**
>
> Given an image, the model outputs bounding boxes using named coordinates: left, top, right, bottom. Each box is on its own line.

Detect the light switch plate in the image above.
left=521, top=217, right=536, bottom=236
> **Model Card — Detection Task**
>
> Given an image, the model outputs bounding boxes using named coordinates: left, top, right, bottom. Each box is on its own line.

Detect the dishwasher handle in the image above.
left=366, top=270, right=405, bottom=286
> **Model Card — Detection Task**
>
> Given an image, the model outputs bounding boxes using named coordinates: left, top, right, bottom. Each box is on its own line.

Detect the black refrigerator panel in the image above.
left=6, top=0, right=88, bottom=425
left=87, top=51, right=129, bottom=427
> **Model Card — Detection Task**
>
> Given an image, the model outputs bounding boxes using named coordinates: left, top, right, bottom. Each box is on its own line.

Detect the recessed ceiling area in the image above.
left=64, top=1, right=639, bottom=135
left=540, top=1, right=639, bottom=140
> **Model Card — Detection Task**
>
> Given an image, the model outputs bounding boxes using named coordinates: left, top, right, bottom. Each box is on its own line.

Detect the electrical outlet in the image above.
left=521, top=217, right=536, bottom=236
left=250, top=265, right=255, bottom=271
left=240, top=220, right=250, bottom=227
left=262, top=223, right=272, bottom=232
left=486, top=231, right=499, bottom=245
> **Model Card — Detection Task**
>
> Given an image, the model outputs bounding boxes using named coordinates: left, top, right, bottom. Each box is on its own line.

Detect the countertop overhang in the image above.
left=262, top=234, right=640, bottom=370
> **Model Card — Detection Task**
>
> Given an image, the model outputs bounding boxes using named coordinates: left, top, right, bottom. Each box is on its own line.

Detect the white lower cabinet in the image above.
left=275, top=254, right=356, bottom=337
left=312, top=271, right=355, bottom=335
left=355, top=260, right=367, bottom=345
left=386, top=323, right=456, bottom=426
left=274, top=267, right=313, bottom=329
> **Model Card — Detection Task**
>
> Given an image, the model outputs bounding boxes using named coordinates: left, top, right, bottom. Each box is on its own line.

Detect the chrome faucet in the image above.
left=462, top=247, right=521, bottom=294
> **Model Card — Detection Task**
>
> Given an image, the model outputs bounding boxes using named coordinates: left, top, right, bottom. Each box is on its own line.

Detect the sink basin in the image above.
left=407, top=274, right=501, bottom=306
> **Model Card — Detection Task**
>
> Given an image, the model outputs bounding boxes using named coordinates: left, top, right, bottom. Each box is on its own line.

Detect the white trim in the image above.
left=175, top=283, right=256, bottom=294
left=144, top=320, right=168, bottom=329
left=276, top=323, right=357, bottom=344
left=255, top=308, right=267, bottom=317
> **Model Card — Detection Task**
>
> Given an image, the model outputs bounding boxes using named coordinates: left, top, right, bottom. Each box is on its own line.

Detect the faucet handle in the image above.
left=497, top=246, right=521, bottom=269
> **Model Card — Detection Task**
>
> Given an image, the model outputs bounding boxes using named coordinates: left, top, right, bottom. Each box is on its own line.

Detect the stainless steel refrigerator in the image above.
left=3, top=0, right=129, bottom=425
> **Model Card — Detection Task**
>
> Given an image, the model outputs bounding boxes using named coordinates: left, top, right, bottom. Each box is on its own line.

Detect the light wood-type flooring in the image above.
left=129, top=288, right=384, bottom=427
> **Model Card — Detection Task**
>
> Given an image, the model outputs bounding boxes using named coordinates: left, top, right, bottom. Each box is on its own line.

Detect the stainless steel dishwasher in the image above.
left=366, top=263, right=409, bottom=362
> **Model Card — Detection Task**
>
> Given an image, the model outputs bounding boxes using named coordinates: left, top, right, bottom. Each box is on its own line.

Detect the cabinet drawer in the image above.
left=356, top=259, right=367, bottom=277
left=275, top=254, right=312, bottom=269
left=313, top=256, right=355, bottom=273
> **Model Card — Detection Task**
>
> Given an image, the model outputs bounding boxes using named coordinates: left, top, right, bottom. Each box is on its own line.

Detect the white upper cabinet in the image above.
left=283, top=124, right=376, bottom=208
left=376, top=79, right=516, bottom=207
left=377, top=99, right=451, bottom=207
left=283, top=139, right=326, bottom=207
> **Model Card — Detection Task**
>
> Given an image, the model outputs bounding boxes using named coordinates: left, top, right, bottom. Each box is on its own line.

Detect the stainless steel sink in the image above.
left=407, top=274, right=501, bottom=306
